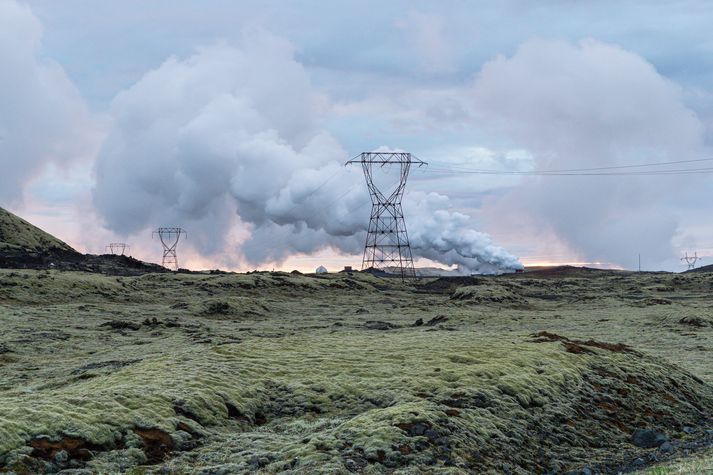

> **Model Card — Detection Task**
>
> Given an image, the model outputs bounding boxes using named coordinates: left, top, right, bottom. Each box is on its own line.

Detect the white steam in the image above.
left=93, top=33, right=520, bottom=273
left=472, top=39, right=704, bottom=267
left=0, top=0, right=96, bottom=204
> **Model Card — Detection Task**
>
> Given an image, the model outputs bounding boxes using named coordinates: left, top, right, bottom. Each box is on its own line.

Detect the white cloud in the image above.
left=92, top=33, right=520, bottom=272
left=0, top=0, right=98, bottom=204
left=395, top=10, right=456, bottom=74
left=472, top=38, right=705, bottom=267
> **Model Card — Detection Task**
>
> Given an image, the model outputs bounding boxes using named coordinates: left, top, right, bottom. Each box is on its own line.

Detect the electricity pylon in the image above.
left=106, top=243, right=129, bottom=256
left=346, top=151, right=426, bottom=279
left=681, top=251, right=701, bottom=270
left=153, top=227, right=186, bottom=270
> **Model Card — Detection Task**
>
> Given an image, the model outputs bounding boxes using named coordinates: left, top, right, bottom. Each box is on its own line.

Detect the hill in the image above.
left=684, top=263, right=713, bottom=273
left=0, top=207, right=76, bottom=254
left=0, top=207, right=165, bottom=275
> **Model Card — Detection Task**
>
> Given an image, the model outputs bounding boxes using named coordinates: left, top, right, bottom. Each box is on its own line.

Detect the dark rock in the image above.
left=205, top=301, right=232, bottom=315
left=631, top=428, right=668, bottom=448
left=176, top=439, right=199, bottom=451
left=424, top=429, right=439, bottom=441
left=413, top=318, right=424, bottom=327
left=173, top=400, right=202, bottom=424
left=344, top=457, right=368, bottom=472
left=678, top=316, right=708, bottom=327
left=364, top=321, right=397, bottom=330
left=425, top=315, right=448, bottom=326
left=397, top=422, right=429, bottom=437
left=143, top=317, right=160, bottom=327
left=99, top=320, right=141, bottom=331
left=435, top=436, right=450, bottom=448
left=53, top=450, right=68, bottom=465
left=659, top=441, right=674, bottom=453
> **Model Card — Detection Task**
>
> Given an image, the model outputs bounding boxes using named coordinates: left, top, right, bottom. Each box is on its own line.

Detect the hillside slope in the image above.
left=0, top=207, right=75, bottom=253
left=0, top=207, right=165, bottom=275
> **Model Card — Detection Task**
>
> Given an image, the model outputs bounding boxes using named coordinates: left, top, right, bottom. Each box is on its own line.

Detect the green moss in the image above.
left=0, top=269, right=712, bottom=473
left=0, top=207, right=75, bottom=253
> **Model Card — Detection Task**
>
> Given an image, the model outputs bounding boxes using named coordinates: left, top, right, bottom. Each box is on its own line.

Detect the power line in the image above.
left=428, top=156, right=713, bottom=173
left=425, top=166, right=713, bottom=176
left=425, top=156, right=713, bottom=176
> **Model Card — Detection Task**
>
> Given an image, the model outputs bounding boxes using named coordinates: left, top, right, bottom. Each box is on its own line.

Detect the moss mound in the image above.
left=451, top=284, right=527, bottom=305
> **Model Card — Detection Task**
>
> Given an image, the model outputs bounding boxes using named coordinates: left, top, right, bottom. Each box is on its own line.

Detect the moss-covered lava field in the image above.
left=1, top=268, right=712, bottom=474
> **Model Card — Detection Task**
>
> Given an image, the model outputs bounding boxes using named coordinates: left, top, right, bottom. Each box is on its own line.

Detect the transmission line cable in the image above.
left=428, top=156, right=713, bottom=174
left=425, top=166, right=713, bottom=176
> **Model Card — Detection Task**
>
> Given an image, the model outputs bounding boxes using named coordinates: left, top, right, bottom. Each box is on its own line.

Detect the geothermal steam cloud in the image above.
left=93, top=34, right=521, bottom=274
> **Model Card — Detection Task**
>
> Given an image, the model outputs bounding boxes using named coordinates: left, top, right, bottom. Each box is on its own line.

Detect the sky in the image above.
left=2, top=0, right=713, bottom=272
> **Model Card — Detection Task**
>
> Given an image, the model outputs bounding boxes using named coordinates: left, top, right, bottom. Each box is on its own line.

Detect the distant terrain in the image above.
left=0, top=211, right=712, bottom=474
left=0, top=208, right=166, bottom=275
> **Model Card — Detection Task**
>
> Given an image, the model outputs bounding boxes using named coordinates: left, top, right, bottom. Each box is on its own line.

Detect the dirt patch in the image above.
left=133, top=428, right=174, bottom=463
left=29, top=436, right=111, bottom=461
left=531, top=331, right=637, bottom=354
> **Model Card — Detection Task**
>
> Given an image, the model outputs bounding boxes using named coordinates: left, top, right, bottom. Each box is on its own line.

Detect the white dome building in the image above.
left=315, top=265, right=328, bottom=274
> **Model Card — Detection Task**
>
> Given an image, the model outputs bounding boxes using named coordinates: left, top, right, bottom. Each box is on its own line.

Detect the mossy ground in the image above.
left=1, top=268, right=712, bottom=474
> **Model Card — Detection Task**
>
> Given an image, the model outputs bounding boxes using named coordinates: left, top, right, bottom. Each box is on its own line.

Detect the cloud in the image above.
left=93, top=33, right=520, bottom=273
left=395, top=10, right=455, bottom=74
left=472, top=38, right=705, bottom=267
left=0, top=0, right=97, bottom=205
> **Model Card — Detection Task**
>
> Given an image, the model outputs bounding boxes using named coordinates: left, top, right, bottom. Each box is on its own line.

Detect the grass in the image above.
left=0, top=268, right=712, bottom=473
left=640, top=449, right=713, bottom=473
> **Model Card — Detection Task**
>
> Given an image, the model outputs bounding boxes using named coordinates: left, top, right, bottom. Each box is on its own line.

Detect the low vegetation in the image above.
left=1, top=267, right=712, bottom=473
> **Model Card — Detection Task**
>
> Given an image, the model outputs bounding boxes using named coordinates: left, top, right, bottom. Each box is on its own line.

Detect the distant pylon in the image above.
left=681, top=251, right=701, bottom=270
left=106, top=243, right=129, bottom=256
left=153, top=227, right=186, bottom=270
left=346, top=151, right=426, bottom=279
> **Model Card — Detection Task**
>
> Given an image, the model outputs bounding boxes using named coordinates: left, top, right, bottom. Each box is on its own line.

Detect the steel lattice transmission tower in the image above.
left=153, top=227, right=186, bottom=270
left=347, top=152, right=426, bottom=279
left=106, top=243, right=130, bottom=256
left=681, top=251, right=701, bottom=270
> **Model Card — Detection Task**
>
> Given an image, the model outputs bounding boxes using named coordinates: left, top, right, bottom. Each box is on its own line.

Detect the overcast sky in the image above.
left=3, top=0, right=713, bottom=272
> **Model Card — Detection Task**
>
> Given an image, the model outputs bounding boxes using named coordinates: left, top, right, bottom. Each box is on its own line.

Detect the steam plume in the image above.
left=93, top=33, right=521, bottom=273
